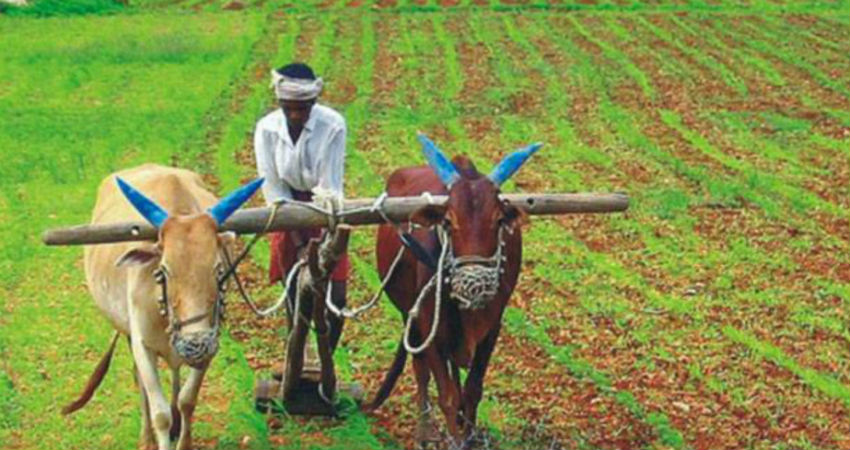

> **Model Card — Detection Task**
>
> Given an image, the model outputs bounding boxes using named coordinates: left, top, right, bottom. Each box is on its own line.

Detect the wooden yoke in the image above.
left=43, top=193, right=629, bottom=246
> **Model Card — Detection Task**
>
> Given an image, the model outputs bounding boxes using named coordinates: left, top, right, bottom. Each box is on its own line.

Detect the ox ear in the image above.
left=501, top=200, right=529, bottom=228
left=116, top=246, right=161, bottom=268
left=488, top=142, right=543, bottom=186
left=208, top=178, right=264, bottom=226
left=410, top=203, right=447, bottom=227
left=418, top=133, right=461, bottom=187
left=115, top=177, right=169, bottom=228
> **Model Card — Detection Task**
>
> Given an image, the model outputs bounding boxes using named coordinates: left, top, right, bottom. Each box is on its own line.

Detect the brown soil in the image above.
left=212, top=10, right=850, bottom=450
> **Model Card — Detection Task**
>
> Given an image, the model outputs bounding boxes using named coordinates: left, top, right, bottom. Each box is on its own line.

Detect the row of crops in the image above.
left=1, top=0, right=848, bottom=448
left=133, top=0, right=849, bottom=14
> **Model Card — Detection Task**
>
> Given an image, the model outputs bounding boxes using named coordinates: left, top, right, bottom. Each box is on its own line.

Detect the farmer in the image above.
left=253, top=62, right=349, bottom=351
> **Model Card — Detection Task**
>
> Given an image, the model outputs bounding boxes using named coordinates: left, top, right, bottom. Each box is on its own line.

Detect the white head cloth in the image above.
left=271, top=70, right=324, bottom=100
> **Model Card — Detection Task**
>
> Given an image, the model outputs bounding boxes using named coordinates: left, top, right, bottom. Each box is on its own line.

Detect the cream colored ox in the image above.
left=65, top=164, right=263, bottom=450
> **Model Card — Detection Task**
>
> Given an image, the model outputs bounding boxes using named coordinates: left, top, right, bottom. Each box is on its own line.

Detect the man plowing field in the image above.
left=253, top=62, right=349, bottom=353
left=251, top=61, right=356, bottom=409
left=254, top=63, right=350, bottom=354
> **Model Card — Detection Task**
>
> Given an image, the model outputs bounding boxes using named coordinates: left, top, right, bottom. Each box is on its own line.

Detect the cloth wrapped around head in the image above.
left=271, top=70, right=323, bottom=100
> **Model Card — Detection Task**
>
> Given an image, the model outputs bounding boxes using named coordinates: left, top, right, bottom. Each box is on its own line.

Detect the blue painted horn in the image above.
left=207, top=177, right=264, bottom=226
left=116, top=176, right=264, bottom=228
left=418, top=133, right=460, bottom=187
left=488, top=142, right=543, bottom=186
left=116, top=177, right=169, bottom=228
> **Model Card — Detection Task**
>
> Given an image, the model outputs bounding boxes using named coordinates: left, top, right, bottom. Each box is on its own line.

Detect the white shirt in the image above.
left=253, top=104, right=346, bottom=205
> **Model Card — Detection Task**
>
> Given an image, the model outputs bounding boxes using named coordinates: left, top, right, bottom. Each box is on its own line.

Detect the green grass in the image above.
left=0, top=11, right=269, bottom=449
left=724, top=326, right=850, bottom=406
left=1, top=0, right=125, bottom=16
left=634, top=15, right=748, bottom=96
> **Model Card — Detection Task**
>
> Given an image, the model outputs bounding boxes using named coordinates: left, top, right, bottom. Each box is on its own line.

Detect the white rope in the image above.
left=325, top=243, right=406, bottom=319
left=421, top=191, right=436, bottom=205
left=263, top=192, right=423, bottom=322
left=242, top=259, right=305, bottom=318
left=317, top=381, right=335, bottom=405
left=273, top=197, right=334, bottom=216
left=402, top=227, right=450, bottom=354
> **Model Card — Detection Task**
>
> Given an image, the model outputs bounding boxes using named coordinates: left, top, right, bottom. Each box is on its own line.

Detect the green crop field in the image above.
left=1, top=0, right=848, bottom=449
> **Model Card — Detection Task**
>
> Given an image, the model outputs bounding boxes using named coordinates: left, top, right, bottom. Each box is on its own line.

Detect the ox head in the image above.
left=114, top=177, right=263, bottom=368
left=411, top=134, right=540, bottom=307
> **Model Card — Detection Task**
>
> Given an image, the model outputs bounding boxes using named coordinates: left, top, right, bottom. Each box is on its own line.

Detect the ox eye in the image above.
left=443, top=211, right=460, bottom=230
left=443, top=217, right=459, bottom=231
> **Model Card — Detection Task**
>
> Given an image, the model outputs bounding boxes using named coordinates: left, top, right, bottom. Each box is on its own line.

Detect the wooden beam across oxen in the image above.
left=42, top=192, right=629, bottom=246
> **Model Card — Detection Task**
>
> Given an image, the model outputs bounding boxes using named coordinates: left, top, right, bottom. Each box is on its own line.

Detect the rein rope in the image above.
left=402, top=226, right=450, bottom=354
left=224, top=193, right=417, bottom=322
left=214, top=193, right=509, bottom=357
left=401, top=222, right=509, bottom=355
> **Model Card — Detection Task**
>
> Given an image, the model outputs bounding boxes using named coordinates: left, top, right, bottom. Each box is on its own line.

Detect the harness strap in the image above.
left=398, top=231, right=438, bottom=271
left=155, top=267, right=225, bottom=334
left=172, top=311, right=212, bottom=329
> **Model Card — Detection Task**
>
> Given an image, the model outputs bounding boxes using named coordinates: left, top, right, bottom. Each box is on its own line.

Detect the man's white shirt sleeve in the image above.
left=254, top=122, right=292, bottom=206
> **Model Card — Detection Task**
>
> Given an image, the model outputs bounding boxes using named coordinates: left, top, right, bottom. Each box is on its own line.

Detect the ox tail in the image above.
left=61, top=331, right=120, bottom=415
left=364, top=338, right=407, bottom=412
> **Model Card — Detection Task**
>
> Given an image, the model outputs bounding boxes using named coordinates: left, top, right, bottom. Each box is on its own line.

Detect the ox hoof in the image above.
left=415, top=419, right=443, bottom=450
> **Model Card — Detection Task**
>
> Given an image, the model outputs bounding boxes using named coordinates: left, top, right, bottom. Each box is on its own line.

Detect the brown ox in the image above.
left=367, top=135, right=540, bottom=446
left=66, top=164, right=262, bottom=450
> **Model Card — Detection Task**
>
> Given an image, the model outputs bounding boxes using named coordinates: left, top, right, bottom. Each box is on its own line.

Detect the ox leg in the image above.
left=130, top=338, right=155, bottom=450
left=133, top=365, right=155, bottom=450
left=449, top=361, right=466, bottom=432
left=423, top=348, right=462, bottom=446
left=169, top=368, right=182, bottom=441
left=176, top=365, right=207, bottom=450
left=461, top=325, right=501, bottom=437
left=412, top=355, right=439, bottom=449
left=131, top=335, right=172, bottom=450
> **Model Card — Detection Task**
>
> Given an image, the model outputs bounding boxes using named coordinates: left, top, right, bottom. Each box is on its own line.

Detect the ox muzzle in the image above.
left=154, top=267, right=224, bottom=369
left=442, top=224, right=507, bottom=310
left=172, top=329, right=219, bottom=369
